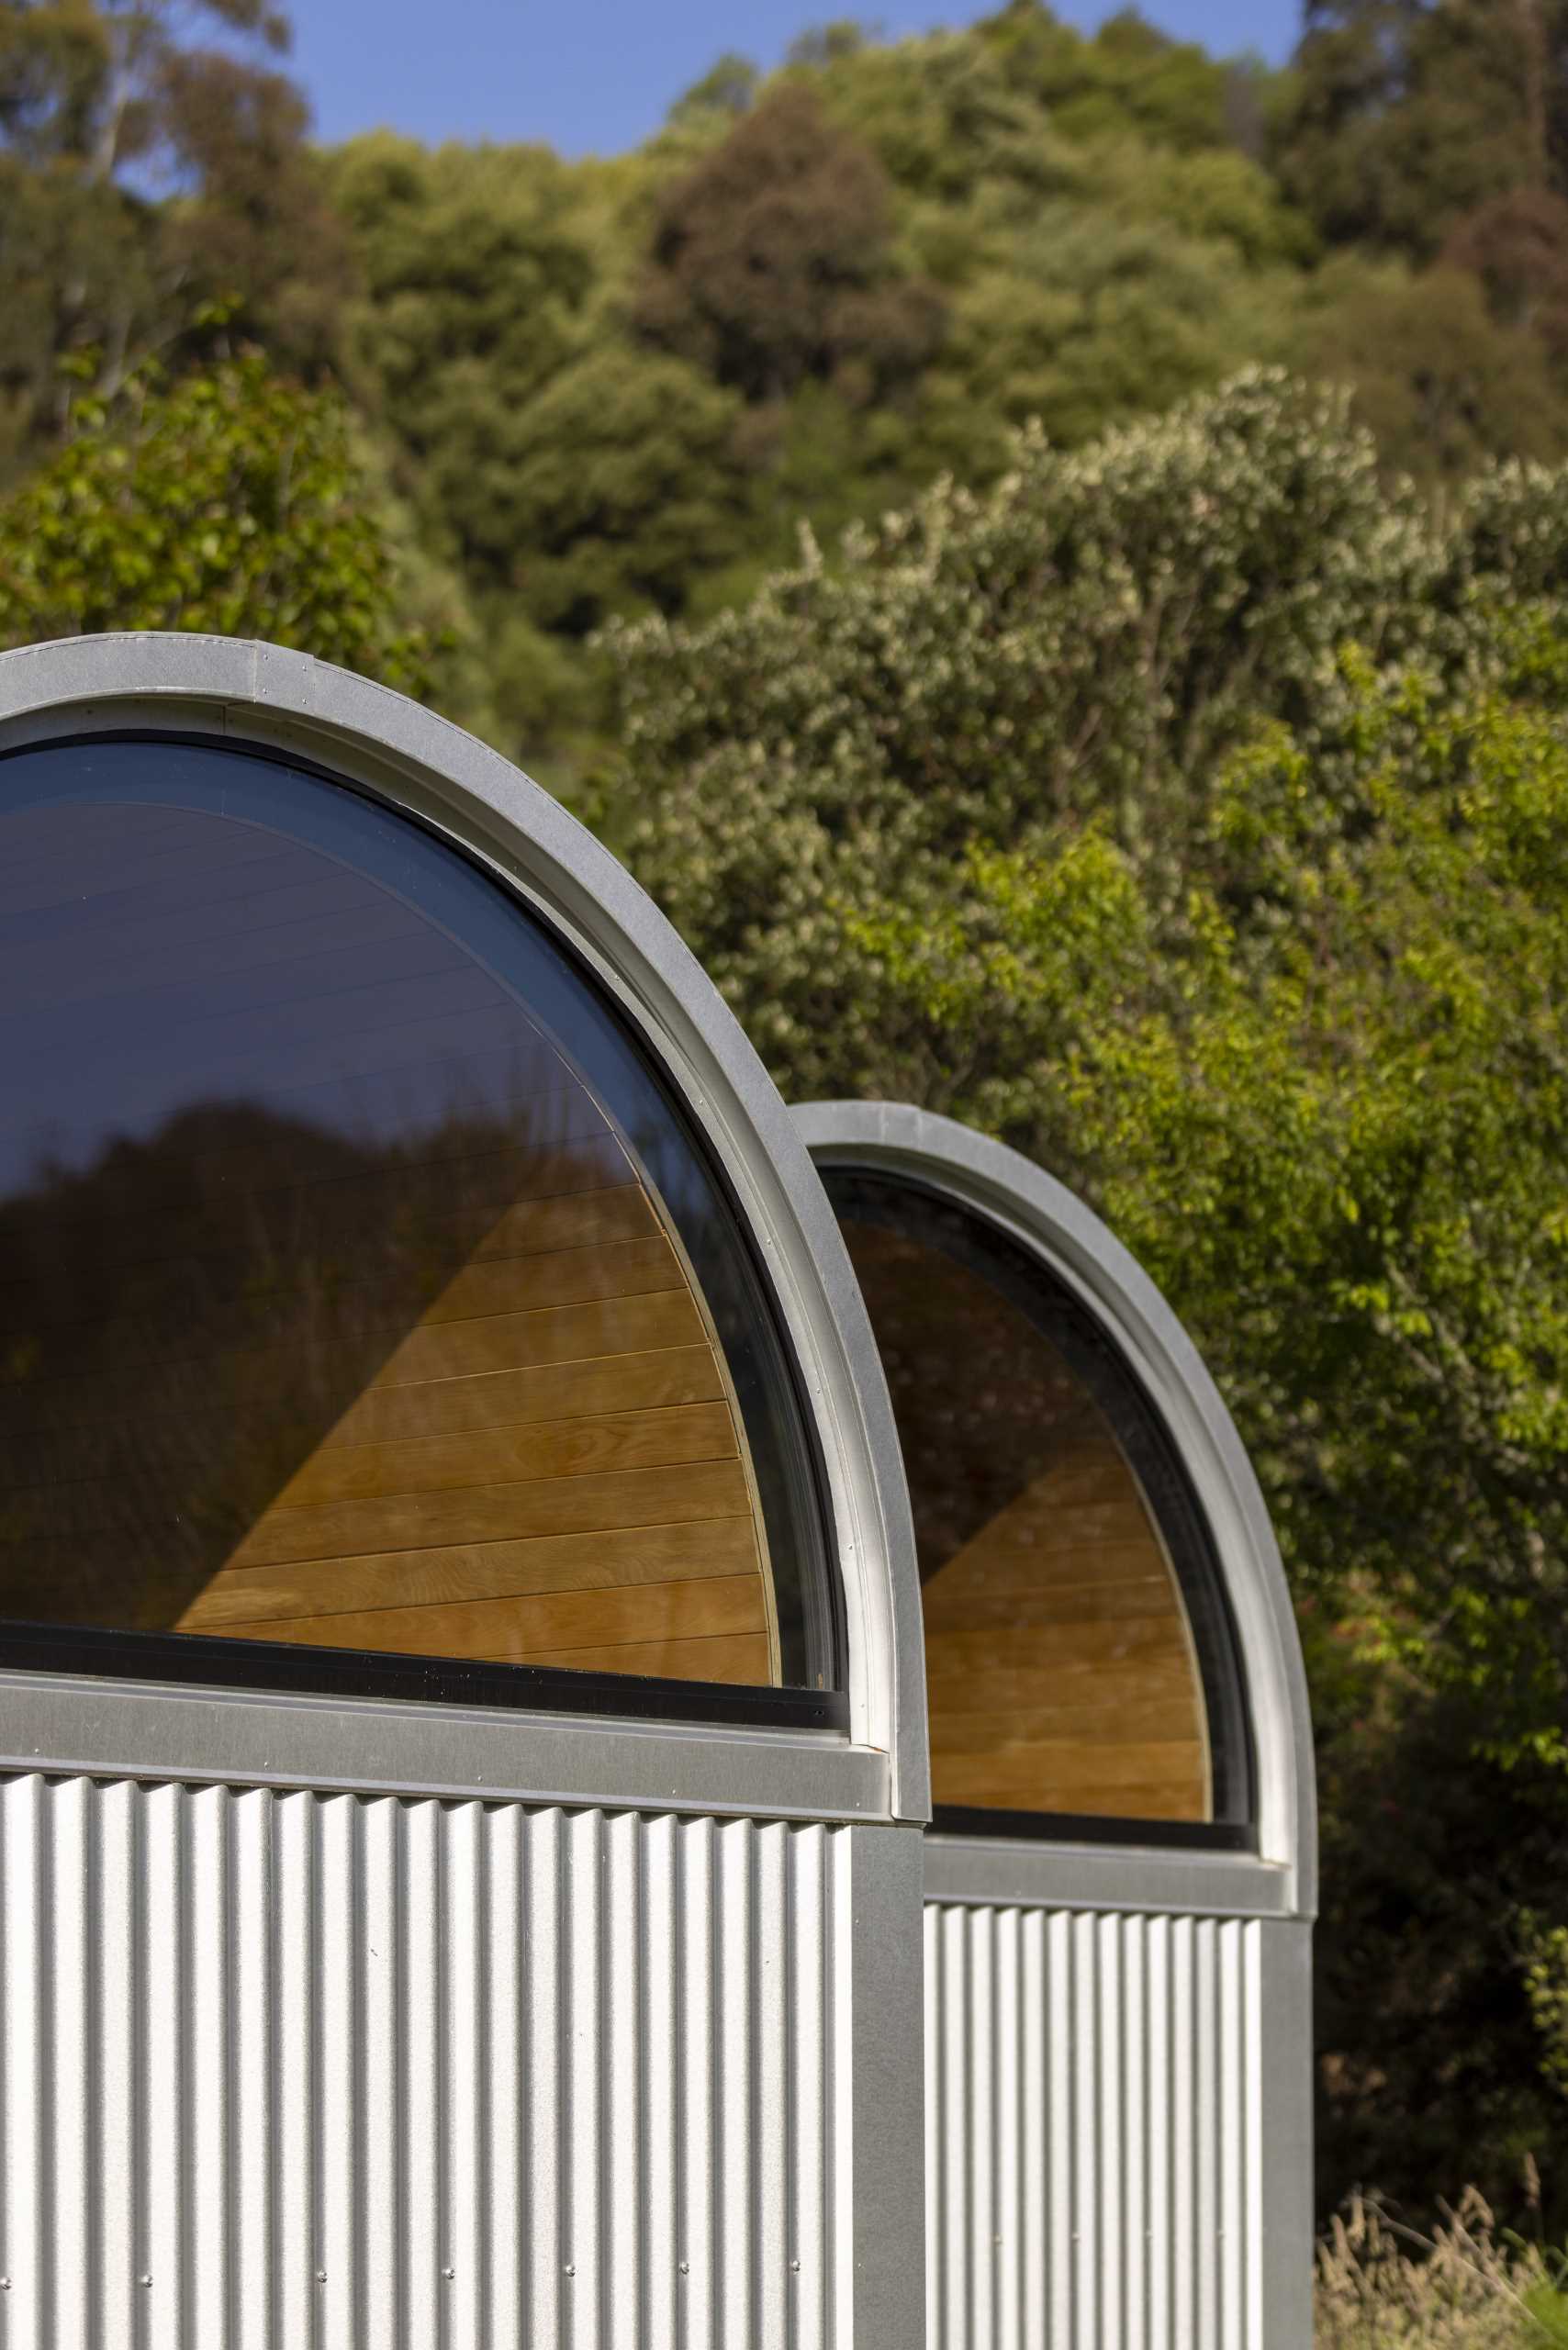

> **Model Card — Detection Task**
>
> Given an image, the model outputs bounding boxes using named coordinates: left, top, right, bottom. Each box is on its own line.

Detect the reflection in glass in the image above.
left=824, top=1172, right=1249, bottom=1830
left=0, top=740, right=829, bottom=1693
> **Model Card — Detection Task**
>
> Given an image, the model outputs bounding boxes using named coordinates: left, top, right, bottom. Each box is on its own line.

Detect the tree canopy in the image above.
left=602, top=374, right=1568, bottom=2223
left=0, top=352, right=434, bottom=688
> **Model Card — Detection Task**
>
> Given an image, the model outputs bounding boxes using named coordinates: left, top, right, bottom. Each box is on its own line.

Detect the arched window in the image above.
left=0, top=736, right=836, bottom=1718
left=802, top=1113, right=1257, bottom=1847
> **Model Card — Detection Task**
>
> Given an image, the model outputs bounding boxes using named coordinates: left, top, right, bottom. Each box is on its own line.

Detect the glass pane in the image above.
left=824, top=1171, right=1249, bottom=1830
left=0, top=738, right=831, bottom=1695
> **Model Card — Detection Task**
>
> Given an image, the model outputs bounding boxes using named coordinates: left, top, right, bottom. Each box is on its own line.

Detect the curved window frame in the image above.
left=0, top=729, right=838, bottom=1731
left=794, top=1101, right=1316, bottom=1912
left=0, top=639, right=929, bottom=1832
left=823, top=1165, right=1254, bottom=1851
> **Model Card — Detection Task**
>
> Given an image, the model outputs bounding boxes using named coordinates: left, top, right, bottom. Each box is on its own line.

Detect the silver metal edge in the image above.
left=847, top=1821, right=928, bottom=2348
left=0, top=1666, right=889, bottom=1823
left=921, top=1831, right=1293, bottom=1920
left=1259, top=1919, right=1315, bottom=2345
left=792, top=1099, right=1316, bottom=1915
left=0, top=636, right=928, bottom=1821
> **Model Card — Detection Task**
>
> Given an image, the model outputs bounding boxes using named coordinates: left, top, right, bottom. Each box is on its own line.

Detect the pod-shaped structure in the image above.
left=0, top=636, right=929, bottom=2350
left=794, top=1102, right=1316, bottom=2350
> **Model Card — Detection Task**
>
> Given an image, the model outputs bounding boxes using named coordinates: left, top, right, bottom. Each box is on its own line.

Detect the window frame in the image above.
left=794, top=1100, right=1316, bottom=1914
left=823, top=1164, right=1255, bottom=1850
left=0, top=726, right=839, bottom=1729
left=0, top=639, right=928, bottom=1829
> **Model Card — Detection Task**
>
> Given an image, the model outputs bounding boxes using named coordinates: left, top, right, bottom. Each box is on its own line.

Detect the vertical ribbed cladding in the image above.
left=0, top=1772, right=853, bottom=2350
left=924, top=1901, right=1264, bottom=2350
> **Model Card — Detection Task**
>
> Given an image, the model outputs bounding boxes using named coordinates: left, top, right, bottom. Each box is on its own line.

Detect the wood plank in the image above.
left=921, top=1574, right=1183, bottom=1633
left=933, top=1740, right=1207, bottom=1803
left=223, top=1458, right=754, bottom=1570
left=417, top=1235, right=680, bottom=1326
left=956, top=1497, right=1158, bottom=1550
left=931, top=1510, right=1165, bottom=1568
left=924, top=1655, right=1200, bottom=1718
left=931, top=1767, right=1213, bottom=1814
left=467, top=1184, right=653, bottom=1261
left=180, top=1516, right=763, bottom=1629
left=930, top=1696, right=1207, bottom=1752
left=925, top=1619, right=1195, bottom=1673
left=1051, top=1784, right=1210, bottom=1822
left=205, top=1572, right=767, bottom=1658
left=521, top=1633, right=772, bottom=1685
left=320, top=1344, right=726, bottom=1451
left=370, top=1289, right=705, bottom=1388
left=274, top=1400, right=738, bottom=1508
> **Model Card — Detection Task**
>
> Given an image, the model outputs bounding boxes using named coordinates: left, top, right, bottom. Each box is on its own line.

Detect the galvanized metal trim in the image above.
left=0, top=1767, right=870, bottom=2347
left=923, top=1834, right=1293, bottom=1921
left=792, top=1101, right=1315, bottom=1906
left=0, top=638, right=927, bottom=1821
left=0, top=1668, right=891, bottom=1827
left=847, top=1823, right=927, bottom=2350
left=1257, top=1919, right=1314, bottom=2346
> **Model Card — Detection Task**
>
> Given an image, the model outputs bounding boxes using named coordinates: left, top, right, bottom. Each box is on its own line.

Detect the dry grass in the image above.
left=1316, top=2189, right=1568, bottom=2347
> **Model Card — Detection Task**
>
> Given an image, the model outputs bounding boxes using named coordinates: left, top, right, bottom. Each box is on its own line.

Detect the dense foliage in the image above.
left=9, top=0, right=1568, bottom=760
left=6, top=0, right=1568, bottom=2233
left=0, top=354, right=434, bottom=687
left=604, top=372, right=1568, bottom=2227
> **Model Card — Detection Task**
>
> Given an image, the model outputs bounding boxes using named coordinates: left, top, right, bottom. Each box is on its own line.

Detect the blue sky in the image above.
left=285, top=2, right=1301, bottom=155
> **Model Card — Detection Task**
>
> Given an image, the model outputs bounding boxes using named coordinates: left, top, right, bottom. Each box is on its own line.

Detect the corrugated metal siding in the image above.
left=0, top=1771, right=855, bottom=2350
left=925, top=1900, right=1263, bottom=2350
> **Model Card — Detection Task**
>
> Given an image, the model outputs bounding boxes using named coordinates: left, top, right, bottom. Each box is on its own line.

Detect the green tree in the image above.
left=497, top=341, right=751, bottom=633
left=0, top=0, right=349, bottom=465
left=601, top=371, right=1444, bottom=1044
left=978, top=1, right=1250, bottom=155
left=328, top=133, right=598, bottom=590
left=1278, top=0, right=1568, bottom=256
left=632, top=85, right=946, bottom=407
left=604, top=382, right=1568, bottom=2217
left=1290, top=255, right=1568, bottom=483
left=0, top=352, right=432, bottom=690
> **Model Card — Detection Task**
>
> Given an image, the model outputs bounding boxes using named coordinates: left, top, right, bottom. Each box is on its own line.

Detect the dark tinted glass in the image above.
left=0, top=736, right=834, bottom=1706
left=824, top=1169, right=1251, bottom=1841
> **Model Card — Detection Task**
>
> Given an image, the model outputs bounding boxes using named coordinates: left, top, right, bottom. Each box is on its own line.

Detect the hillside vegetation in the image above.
left=6, top=0, right=1568, bottom=2244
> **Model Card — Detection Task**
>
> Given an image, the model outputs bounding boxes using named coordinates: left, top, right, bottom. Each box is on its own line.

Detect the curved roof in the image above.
left=794, top=1100, right=1315, bottom=1910
left=0, top=635, right=928, bottom=1821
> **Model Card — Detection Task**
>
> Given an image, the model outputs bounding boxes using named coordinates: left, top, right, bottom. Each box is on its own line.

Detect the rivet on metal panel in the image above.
left=679, top=2263, right=690, bottom=2276
left=564, top=2264, right=576, bottom=2277
left=139, top=2277, right=151, bottom=2288
left=442, top=2267, right=455, bottom=2280
left=315, top=2271, right=327, bottom=2284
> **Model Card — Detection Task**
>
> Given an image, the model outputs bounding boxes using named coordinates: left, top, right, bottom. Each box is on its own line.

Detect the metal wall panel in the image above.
left=0, top=1771, right=856, bottom=2350
left=925, top=1899, right=1265, bottom=2350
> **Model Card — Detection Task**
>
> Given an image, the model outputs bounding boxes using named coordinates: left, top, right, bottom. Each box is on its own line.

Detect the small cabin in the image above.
left=0, top=635, right=1312, bottom=2347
